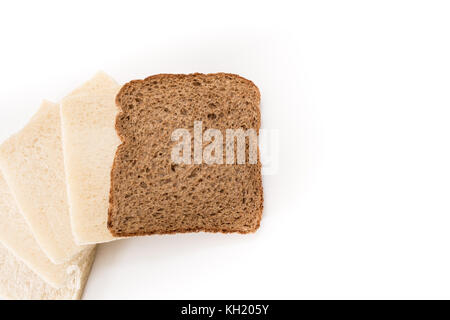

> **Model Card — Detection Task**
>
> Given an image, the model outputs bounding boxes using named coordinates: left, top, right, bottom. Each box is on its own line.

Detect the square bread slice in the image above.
left=108, top=73, right=263, bottom=236
left=60, top=72, right=121, bottom=244
left=0, top=172, right=95, bottom=288
left=0, top=100, right=87, bottom=264
left=0, top=243, right=95, bottom=300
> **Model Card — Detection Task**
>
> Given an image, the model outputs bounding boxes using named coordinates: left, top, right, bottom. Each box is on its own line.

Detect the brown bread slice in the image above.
left=108, top=73, right=263, bottom=236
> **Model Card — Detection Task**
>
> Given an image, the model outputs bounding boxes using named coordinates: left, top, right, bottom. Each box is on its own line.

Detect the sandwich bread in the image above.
left=0, top=100, right=88, bottom=264
left=61, top=72, right=121, bottom=244
left=108, top=73, right=263, bottom=236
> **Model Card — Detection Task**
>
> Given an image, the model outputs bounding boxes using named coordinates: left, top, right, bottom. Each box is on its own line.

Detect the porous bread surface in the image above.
left=61, top=72, right=121, bottom=244
left=0, top=172, right=94, bottom=288
left=109, top=73, right=263, bottom=236
left=0, top=100, right=87, bottom=264
left=0, top=243, right=96, bottom=300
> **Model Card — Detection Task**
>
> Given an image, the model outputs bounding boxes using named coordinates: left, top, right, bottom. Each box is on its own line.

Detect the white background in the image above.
left=0, top=0, right=450, bottom=299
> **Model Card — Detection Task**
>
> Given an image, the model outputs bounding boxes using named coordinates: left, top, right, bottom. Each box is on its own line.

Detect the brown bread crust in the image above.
left=108, top=73, right=263, bottom=237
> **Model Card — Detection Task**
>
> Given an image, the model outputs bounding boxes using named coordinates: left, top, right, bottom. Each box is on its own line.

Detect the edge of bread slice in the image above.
left=60, top=72, right=121, bottom=244
left=0, top=243, right=96, bottom=300
left=0, top=171, right=95, bottom=288
left=0, top=100, right=87, bottom=264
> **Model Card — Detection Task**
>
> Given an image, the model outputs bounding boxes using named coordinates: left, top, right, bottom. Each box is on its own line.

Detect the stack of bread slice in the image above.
left=0, top=72, right=263, bottom=299
left=0, top=99, right=98, bottom=299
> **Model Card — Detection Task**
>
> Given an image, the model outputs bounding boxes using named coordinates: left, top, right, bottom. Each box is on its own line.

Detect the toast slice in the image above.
left=0, top=100, right=87, bottom=264
left=0, top=172, right=95, bottom=288
left=61, top=72, right=121, bottom=244
left=0, top=243, right=96, bottom=300
left=108, top=73, right=263, bottom=236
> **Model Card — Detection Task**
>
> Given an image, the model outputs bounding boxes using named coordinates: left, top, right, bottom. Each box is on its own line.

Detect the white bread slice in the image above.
left=0, top=243, right=96, bottom=300
left=60, top=72, right=121, bottom=244
left=0, top=100, right=87, bottom=264
left=0, top=172, right=94, bottom=288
